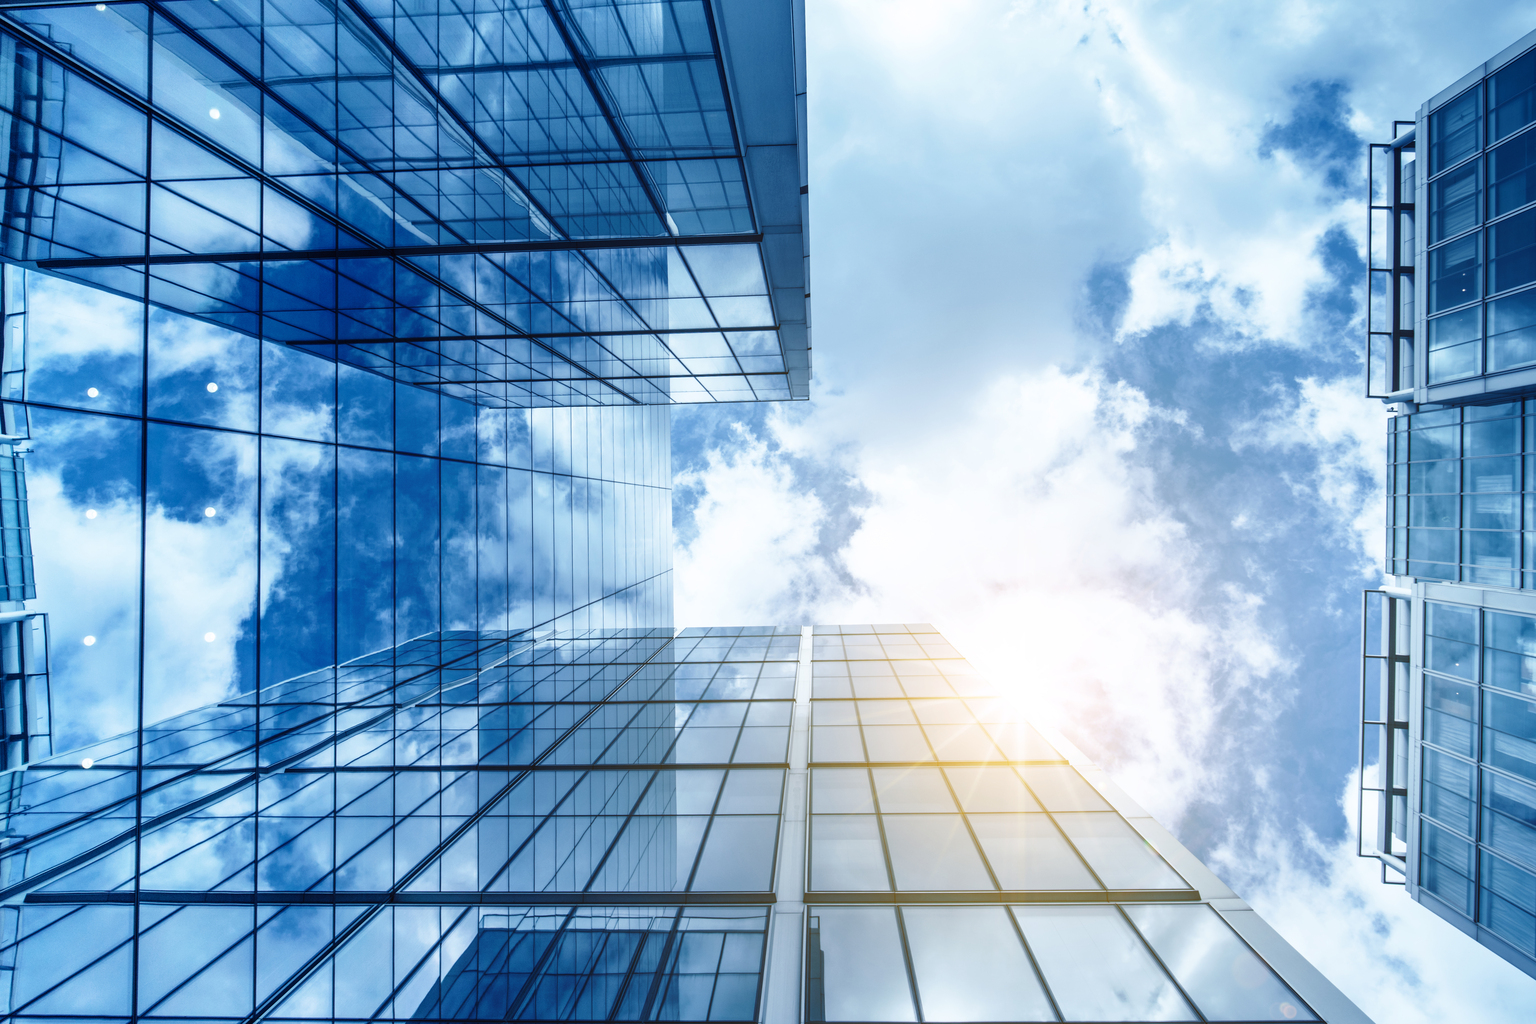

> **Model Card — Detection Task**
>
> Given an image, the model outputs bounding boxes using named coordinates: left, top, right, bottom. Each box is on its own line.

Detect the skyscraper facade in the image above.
left=0, top=0, right=1369, bottom=1021
left=1362, top=24, right=1536, bottom=982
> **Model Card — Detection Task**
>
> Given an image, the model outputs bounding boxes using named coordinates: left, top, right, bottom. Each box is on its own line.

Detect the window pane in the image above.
left=1490, top=288, right=1536, bottom=371
left=1483, top=769, right=1536, bottom=872
left=871, top=768, right=956, bottom=813
left=1124, top=904, right=1317, bottom=1022
left=1430, top=159, right=1481, bottom=243
left=1428, top=306, right=1483, bottom=382
left=944, top=767, right=1042, bottom=812
left=1491, top=49, right=1536, bottom=143
left=809, top=815, right=888, bottom=891
left=1422, top=748, right=1475, bottom=834
left=1485, top=690, right=1536, bottom=782
left=1020, top=766, right=1110, bottom=811
left=1420, top=819, right=1476, bottom=916
left=1015, top=906, right=1196, bottom=1022
left=1491, top=208, right=1536, bottom=295
left=969, top=813, right=1099, bottom=890
left=902, top=907, right=1054, bottom=1022
left=1425, top=675, right=1477, bottom=756
left=1481, top=851, right=1536, bottom=957
left=1053, top=813, right=1188, bottom=889
left=881, top=815, right=992, bottom=890
left=806, top=908, right=916, bottom=1022
left=1429, top=232, right=1482, bottom=314
left=1431, top=85, right=1482, bottom=174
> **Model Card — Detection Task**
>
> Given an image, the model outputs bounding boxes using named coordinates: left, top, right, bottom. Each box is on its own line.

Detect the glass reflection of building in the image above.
left=0, top=1, right=1370, bottom=1021
left=1363, top=25, right=1536, bottom=983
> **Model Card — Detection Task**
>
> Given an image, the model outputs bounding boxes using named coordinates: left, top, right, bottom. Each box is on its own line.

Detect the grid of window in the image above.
left=0, top=1, right=808, bottom=405
left=803, top=625, right=1315, bottom=1023
left=0, top=627, right=807, bottom=1022
left=1387, top=401, right=1536, bottom=587
left=0, top=621, right=1342, bottom=1024
left=9, top=258, right=673, bottom=759
left=1425, top=47, right=1536, bottom=384
left=0, top=451, right=34, bottom=602
left=1419, top=601, right=1536, bottom=960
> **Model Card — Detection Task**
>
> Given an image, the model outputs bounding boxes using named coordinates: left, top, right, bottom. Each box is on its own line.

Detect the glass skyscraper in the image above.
left=0, top=1, right=1366, bottom=1021
left=1363, top=24, right=1536, bottom=983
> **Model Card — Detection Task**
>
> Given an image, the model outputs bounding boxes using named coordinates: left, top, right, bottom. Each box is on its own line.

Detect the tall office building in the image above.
left=0, top=1, right=1366, bottom=1021
left=1362, top=25, right=1536, bottom=983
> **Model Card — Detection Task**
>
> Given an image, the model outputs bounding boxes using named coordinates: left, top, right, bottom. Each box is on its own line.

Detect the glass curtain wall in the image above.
left=9, top=259, right=673, bottom=757
left=0, top=0, right=802, bottom=404
left=0, top=623, right=1349, bottom=1023
left=803, top=625, right=1317, bottom=1024
left=1419, top=600, right=1536, bottom=963
left=1387, top=401, right=1536, bottom=587
left=1425, top=47, right=1536, bottom=384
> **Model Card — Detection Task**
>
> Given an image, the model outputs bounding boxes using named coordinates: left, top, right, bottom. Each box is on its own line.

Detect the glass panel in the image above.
left=881, top=815, right=992, bottom=891
left=1430, top=159, right=1481, bottom=243
left=1124, top=905, right=1317, bottom=1022
left=1491, top=49, right=1536, bottom=143
left=1429, top=232, right=1482, bottom=314
left=1486, top=610, right=1536, bottom=696
left=1491, top=208, right=1536, bottom=295
left=1420, top=820, right=1476, bottom=915
left=1020, top=766, right=1110, bottom=811
left=1425, top=675, right=1477, bottom=756
left=1431, top=85, right=1482, bottom=174
left=1485, top=689, right=1536, bottom=782
left=806, top=908, right=917, bottom=1023
left=945, top=766, right=1042, bottom=812
left=901, top=907, right=1054, bottom=1022
left=1490, top=288, right=1536, bottom=371
left=1053, top=813, right=1188, bottom=889
left=1491, top=127, right=1536, bottom=216
left=1422, top=748, right=1476, bottom=834
left=1015, top=906, right=1197, bottom=1022
left=808, top=815, right=888, bottom=891
left=1483, top=769, right=1536, bottom=872
left=969, top=813, right=1100, bottom=890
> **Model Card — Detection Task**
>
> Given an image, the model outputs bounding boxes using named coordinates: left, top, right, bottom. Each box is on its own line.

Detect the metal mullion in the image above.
left=682, top=761, right=732, bottom=892
left=636, top=906, right=684, bottom=1021
left=580, top=768, right=661, bottom=892
left=606, top=917, right=653, bottom=1023
left=863, top=762, right=899, bottom=895
left=934, top=768, right=1002, bottom=893
left=367, top=904, right=475, bottom=1020
left=1113, top=903, right=1207, bottom=1022
left=890, top=905, right=925, bottom=1023
left=1002, top=905, right=1062, bottom=1023
left=504, top=905, right=582, bottom=1021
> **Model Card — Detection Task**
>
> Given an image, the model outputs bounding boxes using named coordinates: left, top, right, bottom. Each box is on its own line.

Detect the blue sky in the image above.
left=670, top=2, right=1536, bottom=1019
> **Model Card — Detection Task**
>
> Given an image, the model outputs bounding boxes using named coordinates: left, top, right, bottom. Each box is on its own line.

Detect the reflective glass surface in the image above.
left=1385, top=403, right=1536, bottom=586
left=1419, top=599, right=1536, bottom=960
left=0, top=0, right=809, bottom=404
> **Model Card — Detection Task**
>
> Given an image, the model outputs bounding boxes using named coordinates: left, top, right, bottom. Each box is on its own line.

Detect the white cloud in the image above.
left=1214, top=773, right=1536, bottom=1022
left=671, top=4, right=1536, bottom=1019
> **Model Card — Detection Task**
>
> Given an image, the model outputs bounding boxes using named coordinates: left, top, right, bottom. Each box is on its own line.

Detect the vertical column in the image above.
left=763, top=625, right=811, bottom=1024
